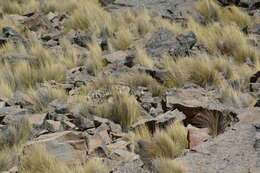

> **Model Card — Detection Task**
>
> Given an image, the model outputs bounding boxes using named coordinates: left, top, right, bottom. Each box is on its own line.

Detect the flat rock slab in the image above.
left=165, top=86, right=238, bottom=129
left=175, top=122, right=260, bottom=173
left=26, top=131, right=87, bottom=163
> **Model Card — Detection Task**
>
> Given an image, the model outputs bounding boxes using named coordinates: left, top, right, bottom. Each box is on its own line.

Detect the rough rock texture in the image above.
left=165, top=85, right=238, bottom=132
left=145, top=29, right=197, bottom=57
left=187, top=125, right=210, bottom=148
left=238, top=107, right=260, bottom=123
left=175, top=122, right=260, bottom=173
left=0, top=0, right=259, bottom=172
left=26, top=131, right=87, bottom=163
left=106, top=0, right=198, bottom=22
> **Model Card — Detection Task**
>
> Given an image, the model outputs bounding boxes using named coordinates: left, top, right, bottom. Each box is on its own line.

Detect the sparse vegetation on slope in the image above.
left=0, top=0, right=259, bottom=172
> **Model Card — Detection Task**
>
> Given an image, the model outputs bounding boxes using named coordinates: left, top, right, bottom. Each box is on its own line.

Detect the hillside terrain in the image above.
left=0, top=0, right=260, bottom=172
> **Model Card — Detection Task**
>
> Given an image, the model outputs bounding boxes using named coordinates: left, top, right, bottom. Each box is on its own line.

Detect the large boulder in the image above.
left=165, top=85, right=238, bottom=134
left=175, top=122, right=260, bottom=173
left=145, top=29, right=197, bottom=58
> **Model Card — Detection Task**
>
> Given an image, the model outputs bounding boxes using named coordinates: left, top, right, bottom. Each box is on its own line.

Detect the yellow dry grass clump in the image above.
left=153, top=159, right=186, bottom=173
left=20, top=145, right=109, bottom=173
left=189, top=20, right=258, bottom=64
left=131, top=121, right=188, bottom=159
left=195, top=0, right=252, bottom=27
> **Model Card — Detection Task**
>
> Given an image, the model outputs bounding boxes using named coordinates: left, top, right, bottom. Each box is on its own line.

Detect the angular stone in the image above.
left=28, top=113, right=46, bottom=127
left=74, top=116, right=95, bottom=130
left=2, top=53, right=35, bottom=64
left=106, top=0, right=197, bottom=23
left=103, top=51, right=134, bottom=67
left=45, top=120, right=62, bottom=132
left=107, top=140, right=130, bottom=151
left=86, top=133, right=108, bottom=155
left=145, top=29, right=197, bottom=58
left=26, top=131, right=87, bottom=163
left=166, top=86, right=238, bottom=129
left=23, top=12, right=56, bottom=32
left=48, top=100, right=70, bottom=114
left=66, top=66, right=95, bottom=86
left=2, top=27, right=31, bottom=53
left=62, top=120, right=76, bottom=130
left=109, top=149, right=139, bottom=161
left=0, top=106, right=29, bottom=125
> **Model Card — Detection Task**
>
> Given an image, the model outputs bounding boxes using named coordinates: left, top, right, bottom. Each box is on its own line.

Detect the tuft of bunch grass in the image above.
left=20, top=145, right=109, bottom=173
left=26, top=86, right=68, bottom=112
left=107, top=92, right=142, bottom=129
left=189, top=20, right=257, bottom=64
left=164, top=55, right=240, bottom=88
left=195, top=0, right=252, bottom=27
left=0, top=0, right=40, bottom=14
left=0, top=147, right=21, bottom=172
left=86, top=42, right=104, bottom=75
left=123, top=73, right=166, bottom=96
left=0, top=116, right=31, bottom=148
left=134, top=47, right=155, bottom=68
left=147, top=121, right=188, bottom=158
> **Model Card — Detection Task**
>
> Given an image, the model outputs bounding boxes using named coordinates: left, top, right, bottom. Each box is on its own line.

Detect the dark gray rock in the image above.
left=74, top=116, right=95, bottom=130
left=99, top=0, right=116, bottom=6
left=169, top=31, right=197, bottom=57
left=66, top=65, right=95, bottom=87
left=1, top=53, right=35, bottom=64
left=103, top=51, right=135, bottom=67
left=217, top=0, right=239, bottom=6
left=145, top=29, right=197, bottom=58
left=250, top=71, right=260, bottom=95
left=135, top=66, right=170, bottom=84
left=48, top=100, right=70, bottom=114
left=175, top=122, right=260, bottom=173
left=106, top=0, right=197, bottom=22
left=246, top=23, right=260, bottom=35
left=6, top=92, right=34, bottom=111
left=0, top=106, right=29, bottom=125
left=0, top=33, right=8, bottom=47
left=2, top=27, right=31, bottom=53
left=131, top=109, right=186, bottom=133
left=23, top=12, right=57, bottom=32
left=255, top=99, right=260, bottom=107
left=92, top=116, right=123, bottom=135
left=68, top=30, right=92, bottom=48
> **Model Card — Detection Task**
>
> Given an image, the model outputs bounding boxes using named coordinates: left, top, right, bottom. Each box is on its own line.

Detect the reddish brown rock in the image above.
left=187, top=125, right=210, bottom=148
left=86, top=134, right=108, bottom=156
left=28, top=113, right=46, bottom=127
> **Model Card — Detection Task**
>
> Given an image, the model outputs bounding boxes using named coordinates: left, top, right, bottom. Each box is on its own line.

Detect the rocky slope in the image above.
left=0, top=0, right=260, bottom=172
